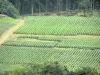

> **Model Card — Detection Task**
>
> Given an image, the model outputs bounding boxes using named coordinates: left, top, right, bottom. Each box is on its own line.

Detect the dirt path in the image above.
left=0, top=19, right=24, bottom=45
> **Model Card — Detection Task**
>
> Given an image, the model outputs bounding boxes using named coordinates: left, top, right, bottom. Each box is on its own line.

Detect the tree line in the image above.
left=0, top=0, right=100, bottom=17
left=0, top=0, right=19, bottom=18
left=8, top=0, right=100, bottom=15
left=1, top=62, right=100, bottom=75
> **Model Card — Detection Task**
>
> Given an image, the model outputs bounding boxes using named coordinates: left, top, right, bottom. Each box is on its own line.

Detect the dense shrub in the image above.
left=1, top=62, right=100, bottom=75
left=0, top=0, right=8, bottom=14
left=75, top=67, right=99, bottom=75
left=6, top=4, right=19, bottom=18
left=0, top=0, right=19, bottom=18
left=3, top=68, right=32, bottom=75
left=41, top=62, right=64, bottom=75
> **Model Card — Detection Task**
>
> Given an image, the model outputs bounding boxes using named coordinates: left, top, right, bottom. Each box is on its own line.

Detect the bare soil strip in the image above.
left=0, top=19, right=24, bottom=45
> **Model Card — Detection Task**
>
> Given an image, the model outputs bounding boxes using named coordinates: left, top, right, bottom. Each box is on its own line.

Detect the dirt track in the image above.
left=0, top=19, right=24, bottom=45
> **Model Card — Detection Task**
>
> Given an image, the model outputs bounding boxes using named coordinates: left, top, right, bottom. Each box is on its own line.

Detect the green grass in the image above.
left=0, top=46, right=100, bottom=72
left=0, top=23, right=13, bottom=35
left=0, top=63, right=23, bottom=73
left=0, top=16, right=19, bottom=23
left=0, top=16, right=19, bottom=36
left=15, top=16, right=100, bottom=35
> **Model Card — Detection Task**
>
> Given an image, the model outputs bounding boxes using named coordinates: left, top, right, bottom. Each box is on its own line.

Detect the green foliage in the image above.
left=15, top=16, right=100, bottom=35
left=2, top=40, right=57, bottom=47
left=0, top=46, right=100, bottom=72
left=0, top=16, right=18, bottom=23
left=1, top=34, right=100, bottom=73
left=41, top=62, right=63, bottom=75
left=6, top=4, right=19, bottom=18
left=1, top=62, right=66, bottom=75
left=9, top=68, right=28, bottom=75
left=1, top=62, right=100, bottom=75
left=4, top=68, right=31, bottom=75
left=56, top=38, right=100, bottom=49
left=76, top=67, right=99, bottom=75
left=17, top=35, right=100, bottom=49
left=78, top=0, right=92, bottom=16
left=0, top=0, right=8, bottom=14
left=29, top=64, right=43, bottom=75
left=79, top=0, right=91, bottom=9
left=3, top=36, right=100, bottom=49
left=0, top=0, right=19, bottom=18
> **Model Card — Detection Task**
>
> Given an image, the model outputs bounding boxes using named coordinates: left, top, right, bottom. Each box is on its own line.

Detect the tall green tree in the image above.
left=78, top=0, right=91, bottom=16
left=0, top=0, right=19, bottom=18
left=7, top=0, right=100, bottom=15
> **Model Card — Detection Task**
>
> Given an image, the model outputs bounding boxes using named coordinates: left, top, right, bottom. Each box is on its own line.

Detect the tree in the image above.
left=7, top=0, right=100, bottom=15
left=0, top=0, right=19, bottom=18
left=31, top=0, right=34, bottom=15
left=78, top=0, right=91, bottom=16
left=0, top=0, right=9, bottom=14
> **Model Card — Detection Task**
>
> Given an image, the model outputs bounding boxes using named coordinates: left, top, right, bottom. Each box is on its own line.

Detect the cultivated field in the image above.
left=2, top=35, right=100, bottom=49
left=0, top=16, right=100, bottom=73
left=15, top=16, right=100, bottom=35
left=0, top=45, right=100, bottom=71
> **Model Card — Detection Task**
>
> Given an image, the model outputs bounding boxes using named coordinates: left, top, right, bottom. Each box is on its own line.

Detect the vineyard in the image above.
left=15, top=16, right=100, bottom=35
left=2, top=36, right=100, bottom=49
left=0, top=45, right=100, bottom=72
left=0, top=16, right=100, bottom=73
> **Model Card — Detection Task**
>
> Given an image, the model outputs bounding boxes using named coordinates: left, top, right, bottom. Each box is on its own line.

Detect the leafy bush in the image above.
left=75, top=67, right=99, bottom=75
left=2, top=62, right=100, bottom=75
left=41, top=62, right=64, bottom=75
left=0, top=0, right=8, bottom=14
left=6, top=4, right=19, bottom=18
left=0, top=0, right=19, bottom=18
left=9, top=68, right=29, bottom=75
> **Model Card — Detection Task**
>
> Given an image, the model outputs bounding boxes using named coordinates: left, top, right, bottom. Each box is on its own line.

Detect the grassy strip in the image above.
left=0, top=16, right=19, bottom=23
